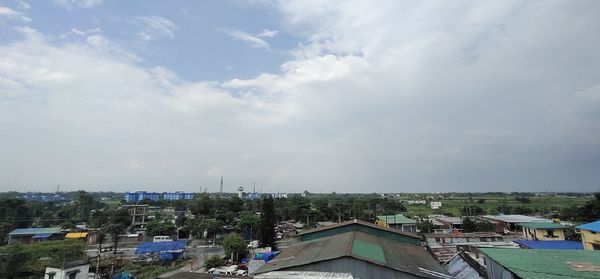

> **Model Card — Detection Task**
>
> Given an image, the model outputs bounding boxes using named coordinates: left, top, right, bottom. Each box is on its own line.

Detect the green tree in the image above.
left=416, top=219, right=434, bottom=233
left=259, top=195, right=277, bottom=249
left=462, top=217, right=477, bottom=233
left=222, top=233, right=248, bottom=262
left=145, top=220, right=175, bottom=237
left=0, top=245, right=31, bottom=279
left=205, top=255, right=224, bottom=269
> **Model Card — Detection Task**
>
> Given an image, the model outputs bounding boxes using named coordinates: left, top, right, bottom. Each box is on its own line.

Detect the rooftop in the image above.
left=519, top=222, right=569, bottom=229
left=577, top=220, right=600, bottom=233
left=425, top=232, right=502, bottom=238
left=8, top=227, right=62, bottom=236
left=256, top=231, right=448, bottom=278
left=513, top=240, right=583, bottom=250
left=376, top=214, right=416, bottom=225
left=483, top=214, right=551, bottom=224
left=435, top=217, right=463, bottom=224
left=481, top=248, right=600, bottom=278
left=298, top=219, right=420, bottom=242
left=135, top=240, right=186, bottom=254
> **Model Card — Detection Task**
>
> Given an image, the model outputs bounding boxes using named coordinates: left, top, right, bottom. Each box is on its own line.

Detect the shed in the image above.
left=520, top=222, right=569, bottom=241
left=481, top=248, right=600, bottom=279
left=376, top=214, right=417, bottom=233
left=8, top=227, right=63, bottom=244
left=576, top=220, right=600, bottom=251
left=256, top=231, right=449, bottom=279
left=298, top=219, right=421, bottom=246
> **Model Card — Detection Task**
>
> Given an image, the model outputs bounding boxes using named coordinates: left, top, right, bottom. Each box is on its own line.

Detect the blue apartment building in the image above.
left=123, top=191, right=195, bottom=203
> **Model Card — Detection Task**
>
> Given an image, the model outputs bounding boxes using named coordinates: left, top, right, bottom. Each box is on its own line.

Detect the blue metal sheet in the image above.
left=513, top=240, right=583, bottom=250
left=31, top=233, right=52, bottom=239
left=135, top=240, right=186, bottom=254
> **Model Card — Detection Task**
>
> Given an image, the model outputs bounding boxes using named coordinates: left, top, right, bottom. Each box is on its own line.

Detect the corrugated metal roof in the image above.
left=135, top=240, right=186, bottom=254
left=519, top=222, right=569, bottom=229
left=577, top=220, right=600, bottom=233
left=483, top=214, right=551, bottom=224
left=297, top=219, right=420, bottom=244
left=376, top=214, right=416, bottom=224
left=444, top=252, right=485, bottom=279
left=256, top=231, right=448, bottom=278
left=513, top=240, right=583, bottom=250
left=9, top=227, right=62, bottom=235
left=31, top=233, right=52, bottom=239
left=481, top=248, right=600, bottom=278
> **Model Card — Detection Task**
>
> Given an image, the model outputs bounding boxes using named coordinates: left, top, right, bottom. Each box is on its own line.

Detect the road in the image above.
left=158, top=245, right=225, bottom=277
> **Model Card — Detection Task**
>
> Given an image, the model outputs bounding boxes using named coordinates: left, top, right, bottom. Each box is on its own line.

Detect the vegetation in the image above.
left=145, top=220, right=175, bottom=237
left=0, top=240, right=86, bottom=278
left=205, top=255, right=225, bottom=270
left=222, top=233, right=248, bottom=262
left=259, top=195, right=277, bottom=249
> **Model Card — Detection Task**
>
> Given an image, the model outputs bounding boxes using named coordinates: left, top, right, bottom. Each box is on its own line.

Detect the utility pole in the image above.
left=220, top=176, right=224, bottom=197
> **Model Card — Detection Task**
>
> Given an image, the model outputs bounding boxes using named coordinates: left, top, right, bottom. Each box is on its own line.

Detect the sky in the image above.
left=1, top=0, right=599, bottom=193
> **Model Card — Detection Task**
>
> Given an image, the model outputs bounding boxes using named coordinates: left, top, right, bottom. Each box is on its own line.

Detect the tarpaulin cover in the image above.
left=254, top=251, right=280, bottom=262
left=159, top=252, right=182, bottom=262
left=135, top=240, right=186, bottom=254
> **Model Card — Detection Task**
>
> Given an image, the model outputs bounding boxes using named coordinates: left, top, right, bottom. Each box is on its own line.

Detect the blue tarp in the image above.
left=514, top=240, right=583, bottom=250
left=254, top=251, right=280, bottom=262
left=159, top=252, right=182, bottom=262
left=31, top=233, right=52, bottom=239
left=135, top=240, right=186, bottom=254
left=576, top=220, right=600, bottom=233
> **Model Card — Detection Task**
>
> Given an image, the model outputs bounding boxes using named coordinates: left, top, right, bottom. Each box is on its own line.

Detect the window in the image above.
left=545, top=229, right=557, bottom=238
left=68, top=273, right=77, bottom=279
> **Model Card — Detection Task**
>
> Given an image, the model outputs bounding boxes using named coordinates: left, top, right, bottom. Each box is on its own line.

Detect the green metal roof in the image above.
left=519, top=222, right=569, bottom=229
left=9, top=227, right=62, bottom=235
left=481, top=248, right=600, bottom=279
left=376, top=214, right=416, bottom=225
left=256, top=231, right=448, bottom=278
left=298, top=219, right=421, bottom=245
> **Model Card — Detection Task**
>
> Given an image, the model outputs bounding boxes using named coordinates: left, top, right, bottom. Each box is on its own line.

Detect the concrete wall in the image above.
left=581, top=229, right=600, bottom=250
left=44, top=264, right=89, bottom=279
left=280, top=256, right=423, bottom=279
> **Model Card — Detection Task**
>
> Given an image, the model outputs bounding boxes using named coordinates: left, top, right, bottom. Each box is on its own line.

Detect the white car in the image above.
left=153, top=236, right=173, bottom=242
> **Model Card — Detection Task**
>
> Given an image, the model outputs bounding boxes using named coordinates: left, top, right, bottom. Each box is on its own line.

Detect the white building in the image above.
left=44, top=260, right=89, bottom=279
left=430, top=201, right=442, bottom=209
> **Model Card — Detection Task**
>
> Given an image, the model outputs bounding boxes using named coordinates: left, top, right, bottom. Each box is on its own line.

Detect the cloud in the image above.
left=134, top=15, right=177, bottom=40
left=0, top=5, right=31, bottom=21
left=54, top=0, right=103, bottom=10
left=1, top=2, right=600, bottom=192
left=257, top=29, right=278, bottom=38
left=60, top=27, right=101, bottom=39
left=223, top=30, right=271, bottom=49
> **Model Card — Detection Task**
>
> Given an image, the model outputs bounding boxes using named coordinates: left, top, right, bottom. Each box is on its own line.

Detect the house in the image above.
left=576, top=220, right=600, bottom=250
left=8, top=227, right=63, bottom=244
left=44, top=260, right=89, bottom=279
left=520, top=222, right=569, bottom=240
left=255, top=230, right=449, bottom=278
left=480, top=248, right=600, bottom=279
left=424, top=232, right=516, bottom=262
left=375, top=214, right=417, bottom=233
left=298, top=219, right=422, bottom=246
left=482, top=214, right=551, bottom=233
left=430, top=202, right=442, bottom=210
left=513, top=240, right=583, bottom=250
left=435, top=217, right=463, bottom=231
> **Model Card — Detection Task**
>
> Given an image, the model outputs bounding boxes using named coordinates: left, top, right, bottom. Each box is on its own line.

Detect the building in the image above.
left=576, top=220, right=600, bottom=250
left=298, top=219, right=422, bottom=246
left=44, top=260, right=89, bottom=279
left=430, top=201, right=442, bottom=210
left=163, top=191, right=195, bottom=201
left=481, top=248, right=600, bottom=279
left=520, top=222, right=569, bottom=240
left=375, top=214, right=417, bottom=233
left=255, top=230, right=450, bottom=278
left=8, top=227, right=63, bottom=244
left=435, top=217, right=463, bottom=231
left=120, top=204, right=149, bottom=226
left=513, top=240, right=583, bottom=250
left=444, top=251, right=486, bottom=279
left=424, top=232, right=516, bottom=262
left=482, top=214, right=551, bottom=233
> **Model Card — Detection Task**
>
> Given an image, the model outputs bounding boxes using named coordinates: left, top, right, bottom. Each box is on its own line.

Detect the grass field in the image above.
left=404, top=195, right=591, bottom=218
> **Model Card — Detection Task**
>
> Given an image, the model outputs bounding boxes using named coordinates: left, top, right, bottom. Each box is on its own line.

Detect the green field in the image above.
left=404, top=195, right=591, bottom=218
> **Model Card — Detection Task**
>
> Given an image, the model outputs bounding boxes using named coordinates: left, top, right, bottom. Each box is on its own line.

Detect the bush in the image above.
left=222, top=233, right=248, bottom=262
left=205, top=255, right=224, bottom=270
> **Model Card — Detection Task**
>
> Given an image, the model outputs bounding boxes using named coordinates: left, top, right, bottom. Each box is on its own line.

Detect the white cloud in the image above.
left=60, top=27, right=101, bottom=39
left=257, top=29, right=278, bottom=38
left=0, top=5, right=31, bottom=21
left=86, top=34, right=108, bottom=46
left=2, top=2, right=600, bottom=192
left=223, top=30, right=271, bottom=49
left=54, top=0, right=103, bottom=10
left=134, top=15, right=177, bottom=40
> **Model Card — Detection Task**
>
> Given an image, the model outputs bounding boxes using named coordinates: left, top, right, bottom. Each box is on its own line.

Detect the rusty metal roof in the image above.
left=298, top=219, right=420, bottom=240
left=256, top=231, right=448, bottom=278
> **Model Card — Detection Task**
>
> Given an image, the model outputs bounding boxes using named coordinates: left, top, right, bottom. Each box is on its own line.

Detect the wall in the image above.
left=581, top=229, right=600, bottom=250
left=44, top=264, right=89, bottom=279
left=522, top=228, right=565, bottom=241
left=279, top=256, right=422, bottom=279
left=484, top=257, right=516, bottom=279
